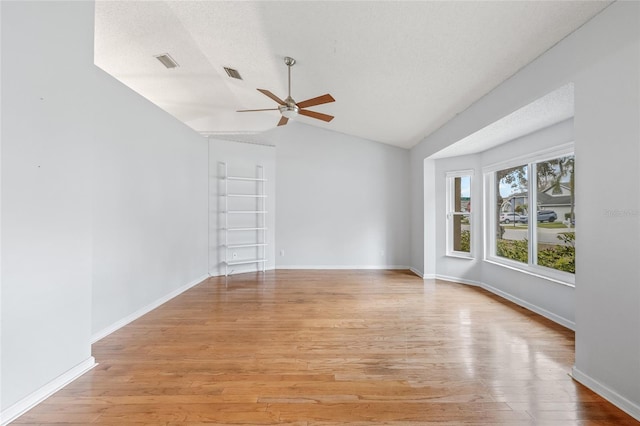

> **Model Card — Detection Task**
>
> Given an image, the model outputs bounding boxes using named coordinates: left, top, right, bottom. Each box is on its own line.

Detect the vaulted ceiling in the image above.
left=95, top=1, right=611, bottom=149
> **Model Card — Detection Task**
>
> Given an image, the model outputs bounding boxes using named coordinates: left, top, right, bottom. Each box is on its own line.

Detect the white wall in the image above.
left=411, top=1, right=640, bottom=417
left=208, top=138, right=276, bottom=276
left=572, top=6, right=640, bottom=413
left=1, top=0, right=209, bottom=416
left=91, top=70, right=208, bottom=337
left=1, top=1, right=94, bottom=411
left=420, top=159, right=436, bottom=278
left=260, top=122, right=411, bottom=269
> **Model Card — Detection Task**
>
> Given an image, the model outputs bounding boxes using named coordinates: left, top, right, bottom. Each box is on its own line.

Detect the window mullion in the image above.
left=529, top=162, right=537, bottom=266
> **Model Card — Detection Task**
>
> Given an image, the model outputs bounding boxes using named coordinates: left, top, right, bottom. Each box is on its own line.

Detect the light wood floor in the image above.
left=14, top=270, right=639, bottom=425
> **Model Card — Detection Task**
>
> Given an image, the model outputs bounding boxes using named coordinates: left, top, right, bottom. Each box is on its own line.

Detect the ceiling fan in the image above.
left=237, top=56, right=335, bottom=126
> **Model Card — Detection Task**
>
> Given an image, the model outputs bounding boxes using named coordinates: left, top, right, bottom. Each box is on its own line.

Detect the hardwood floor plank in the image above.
left=11, top=270, right=639, bottom=425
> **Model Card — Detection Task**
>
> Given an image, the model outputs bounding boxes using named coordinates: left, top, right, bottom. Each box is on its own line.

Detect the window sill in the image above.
left=446, top=252, right=475, bottom=260
left=484, top=257, right=575, bottom=287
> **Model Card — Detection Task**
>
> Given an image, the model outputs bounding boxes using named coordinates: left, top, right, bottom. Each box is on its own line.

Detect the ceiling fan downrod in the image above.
left=284, top=56, right=296, bottom=102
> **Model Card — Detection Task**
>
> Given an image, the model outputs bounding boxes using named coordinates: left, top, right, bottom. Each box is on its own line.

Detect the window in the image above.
left=486, top=147, right=575, bottom=284
left=534, top=155, right=575, bottom=274
left=446, top=171, right=472, bottom=257
left=495, top=164, right=529, bottom=264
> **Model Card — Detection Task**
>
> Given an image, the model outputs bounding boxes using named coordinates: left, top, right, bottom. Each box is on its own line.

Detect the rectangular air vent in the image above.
left=224, top=67, right=243, bottom=80
left=154, top=53, right=179, bottom=69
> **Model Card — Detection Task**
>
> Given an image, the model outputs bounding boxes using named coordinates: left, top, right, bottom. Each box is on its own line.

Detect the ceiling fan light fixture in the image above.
left=279, top=104, right=299, bottom=119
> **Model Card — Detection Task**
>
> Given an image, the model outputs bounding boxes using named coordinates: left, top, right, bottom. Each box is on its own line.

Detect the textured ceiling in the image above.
left=95, top=1, right=610, bottom=149
left=429, top=83, right=575, bottom=159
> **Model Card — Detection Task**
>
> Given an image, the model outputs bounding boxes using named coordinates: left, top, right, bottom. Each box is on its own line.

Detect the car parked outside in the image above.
left=537, top=210, right=557, bottom=222
left=500, top=212, right=528, bottom=223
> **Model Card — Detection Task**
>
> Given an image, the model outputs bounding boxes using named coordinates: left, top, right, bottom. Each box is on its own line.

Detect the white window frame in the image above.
left=446, top=170, right=474, bottom=259
left=483, top=143, right=575, bottom=286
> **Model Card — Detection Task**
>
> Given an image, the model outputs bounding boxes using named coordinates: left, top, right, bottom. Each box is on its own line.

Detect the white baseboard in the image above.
left=434, top=274, right=483, bottom=287
left=433, top=275, right=575, bottom=331
left=208, top=266, right=276, bottom=278
left=481, top=281, right=575, bottom=330
left=91, top=274, right=209, bottom=343
left=409, top=267, right=424, bottom=278
left=212, top=265, right=421, bottom=279
left=1, top=357, right=96, bottom=425
left=276, top=264, right=411, bottom=270
left=571, top=367, right=640, bottom=421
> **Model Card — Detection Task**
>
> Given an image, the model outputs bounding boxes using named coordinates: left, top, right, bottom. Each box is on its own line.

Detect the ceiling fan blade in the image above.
left=277, top=116, right=289, bottom=126
left=237, top=108, right=279, bottom=112
left=299, top=109, right=334, bottom=122
left=296, top=94, right=335, bottom=109
left=257, top=89, right=285, bottom=105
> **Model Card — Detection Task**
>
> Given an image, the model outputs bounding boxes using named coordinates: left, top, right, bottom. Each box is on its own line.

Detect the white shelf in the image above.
left=222, top=163, right=267, bottom=277
left=224, top=258, right=267, bottom=266
left=226, top=210, right=267, bottom=214
left=226, top=176, right=267, bottom=182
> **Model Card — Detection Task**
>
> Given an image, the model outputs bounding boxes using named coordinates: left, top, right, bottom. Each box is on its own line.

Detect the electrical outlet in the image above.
left=232, top=252, right=238, bottom=259
left=280, top=249, right=285, bottom=257
left=380, top=250, right=385, bottom=257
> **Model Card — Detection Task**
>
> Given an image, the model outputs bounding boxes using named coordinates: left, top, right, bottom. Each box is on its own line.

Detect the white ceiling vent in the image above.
left=224, top=67, right=242, bottom=80
left=154, top=53, right=179, bottom=69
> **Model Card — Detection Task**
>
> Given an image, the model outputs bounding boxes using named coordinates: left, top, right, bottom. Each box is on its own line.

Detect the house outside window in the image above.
left=446, top=171, right=473, bottom=257
left=485, top=146, right=575, bottom=285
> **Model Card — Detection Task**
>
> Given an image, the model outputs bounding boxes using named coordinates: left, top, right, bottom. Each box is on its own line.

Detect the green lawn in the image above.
left=538, top=222, right=573, bottom=229
left=500, top=222, right=573, bottom=229
left=499, top=222, right=528, bottom=228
